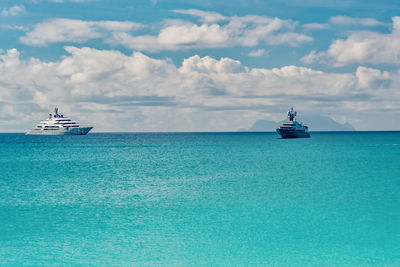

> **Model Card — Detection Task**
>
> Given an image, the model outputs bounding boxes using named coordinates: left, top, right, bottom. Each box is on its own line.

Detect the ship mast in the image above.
left=288, top=107, right=296, bottom=122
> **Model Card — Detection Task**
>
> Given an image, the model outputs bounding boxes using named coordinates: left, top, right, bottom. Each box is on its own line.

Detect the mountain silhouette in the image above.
left=239, top=115, right=355, bottom=132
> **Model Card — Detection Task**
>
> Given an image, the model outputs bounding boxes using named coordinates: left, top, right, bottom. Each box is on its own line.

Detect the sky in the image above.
left=1, top=0, right=400, bottom=132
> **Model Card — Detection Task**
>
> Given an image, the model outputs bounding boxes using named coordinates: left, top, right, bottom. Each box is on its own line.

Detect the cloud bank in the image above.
left=19, top=11, right=312, bottom=51
left=1, top=47, right=400, bottom=131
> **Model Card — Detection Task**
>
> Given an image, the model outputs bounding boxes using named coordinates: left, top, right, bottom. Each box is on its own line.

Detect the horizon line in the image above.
left=1, top=130, right=400, bottom=134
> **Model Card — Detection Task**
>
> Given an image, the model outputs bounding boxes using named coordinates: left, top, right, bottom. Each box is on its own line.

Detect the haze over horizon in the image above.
left=1, top=0, right=400, bottom=132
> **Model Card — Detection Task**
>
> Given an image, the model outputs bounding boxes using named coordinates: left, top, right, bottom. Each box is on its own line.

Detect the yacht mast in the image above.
left=288, top=107, right=296, bottom=122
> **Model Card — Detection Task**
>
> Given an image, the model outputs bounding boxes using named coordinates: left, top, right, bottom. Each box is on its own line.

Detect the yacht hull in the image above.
left=26, top=127, right=93, bottom=135
left=276, top=128, right=310, bottom=139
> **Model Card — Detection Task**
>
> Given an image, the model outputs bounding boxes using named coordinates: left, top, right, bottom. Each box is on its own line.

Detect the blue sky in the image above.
left=1, top=0, right=400, bottom=131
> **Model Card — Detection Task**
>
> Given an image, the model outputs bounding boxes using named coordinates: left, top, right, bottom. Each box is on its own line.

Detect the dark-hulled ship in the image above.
left=276, top=108, right=310, bottom=138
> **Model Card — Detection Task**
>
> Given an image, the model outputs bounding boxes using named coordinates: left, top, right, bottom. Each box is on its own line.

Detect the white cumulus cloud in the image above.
left=1, top=5, right=25, bottom=17
left=248, top=49, right=268, bottom=57
left=302, top=16, right=400, bottom=67
left=303, top=15, right=387, bottom=31
left=173, top=9, right=227, bottom=23
left=329, top=16, right=387, bottom=27
left=20, top=19, right=143, bottom=46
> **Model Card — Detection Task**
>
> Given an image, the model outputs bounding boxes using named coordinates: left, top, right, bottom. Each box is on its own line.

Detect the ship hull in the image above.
left=276, top=128, right=310, bottom=139
left=26, top=127, right=93, bottom=135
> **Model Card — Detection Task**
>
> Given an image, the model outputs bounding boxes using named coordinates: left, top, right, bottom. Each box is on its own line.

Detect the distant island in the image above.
left=238, top=115, right=355, bottom=132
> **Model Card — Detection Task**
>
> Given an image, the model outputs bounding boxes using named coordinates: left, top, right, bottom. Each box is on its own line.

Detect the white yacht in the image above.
left=26, top=107, right=93, bottom=135
left=276, top=108, right=310, bottom=138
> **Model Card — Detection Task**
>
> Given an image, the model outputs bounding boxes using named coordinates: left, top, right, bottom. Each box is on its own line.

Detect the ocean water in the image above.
left=0, top=132, right=399, bottom=266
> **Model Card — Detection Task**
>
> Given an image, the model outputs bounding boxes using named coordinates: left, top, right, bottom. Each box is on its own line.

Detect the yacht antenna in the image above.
left=288, top=107, right=295, bottom=122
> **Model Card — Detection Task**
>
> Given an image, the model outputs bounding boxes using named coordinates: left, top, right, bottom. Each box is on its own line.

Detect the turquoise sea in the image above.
left=0, top=132, right=399, bottom=266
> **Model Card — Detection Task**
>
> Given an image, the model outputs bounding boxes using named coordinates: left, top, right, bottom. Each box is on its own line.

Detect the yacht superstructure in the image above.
left=26, top=107, right=93, bottom=135
left=276, top=108, right=310, bottom=138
